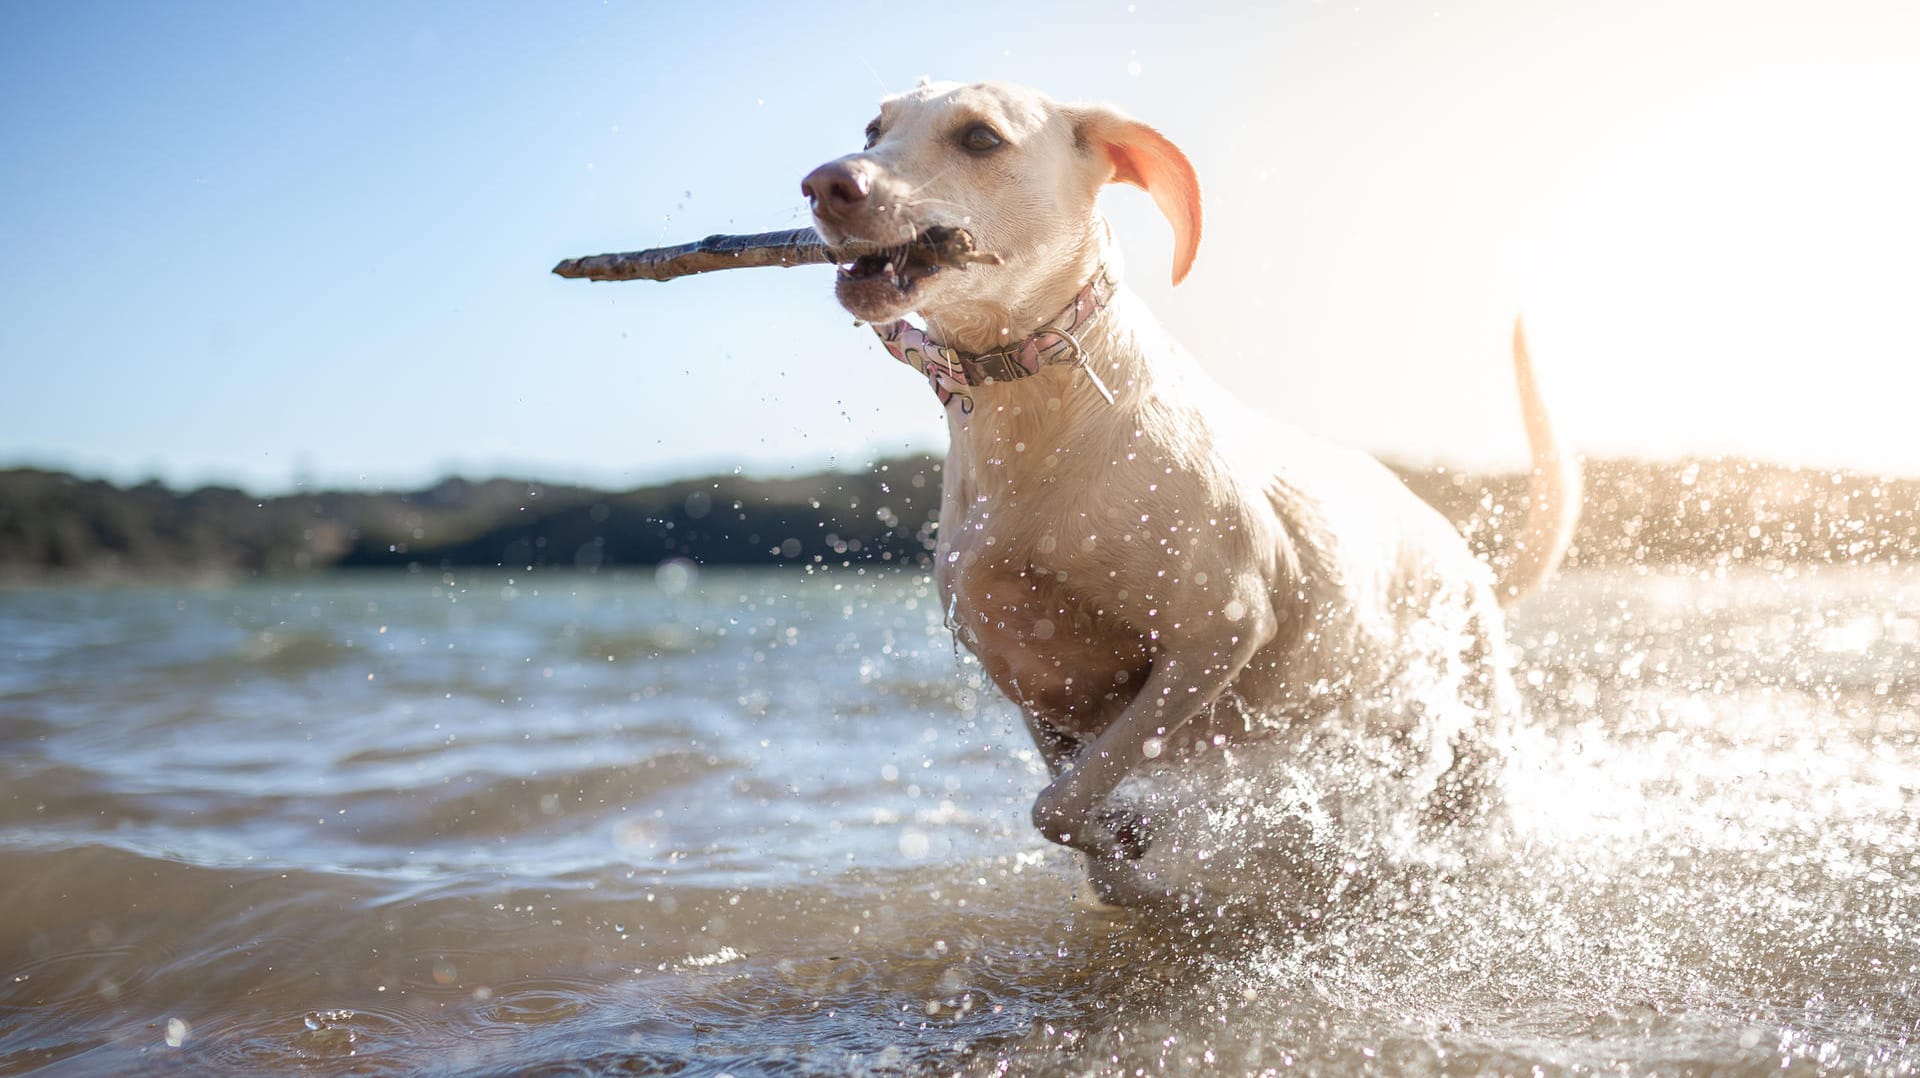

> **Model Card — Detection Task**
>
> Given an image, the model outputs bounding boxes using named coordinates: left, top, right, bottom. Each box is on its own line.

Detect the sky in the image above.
left=2, top=0, right=1917, bottom=493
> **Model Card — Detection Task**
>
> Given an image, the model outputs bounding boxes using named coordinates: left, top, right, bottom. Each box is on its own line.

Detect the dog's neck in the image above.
left=871, top=269, right=1119, bottom=415
left=920, top=283, right=1173, bottom=505
left=873, top=219, right=1145, bottom=400
left=868, top=219, right=1188, bottom=503
left=921, top=221, right=1110, bottom=355
left=919, top=275, right=1096, bottom=358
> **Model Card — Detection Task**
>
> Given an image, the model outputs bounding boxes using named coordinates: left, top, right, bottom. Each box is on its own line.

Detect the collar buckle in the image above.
left=960, top=348, right=1027, bottom=385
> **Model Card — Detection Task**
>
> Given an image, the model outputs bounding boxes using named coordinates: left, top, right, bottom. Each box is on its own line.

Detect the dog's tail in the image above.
left=1493, top=318, right=1581, bottom=608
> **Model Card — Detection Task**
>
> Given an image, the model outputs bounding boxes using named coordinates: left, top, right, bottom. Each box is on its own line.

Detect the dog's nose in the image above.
left=801, top=159, right=871, bottom=220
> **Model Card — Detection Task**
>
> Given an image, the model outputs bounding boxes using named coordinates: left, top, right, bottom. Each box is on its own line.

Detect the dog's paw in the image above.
left=1032, top=789, right=1153, bottom=860
left=1099, top=806, right=1154, bottom=861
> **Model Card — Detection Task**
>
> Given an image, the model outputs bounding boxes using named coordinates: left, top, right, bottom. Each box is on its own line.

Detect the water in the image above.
left=1, top=565, right=1916, bottom=1075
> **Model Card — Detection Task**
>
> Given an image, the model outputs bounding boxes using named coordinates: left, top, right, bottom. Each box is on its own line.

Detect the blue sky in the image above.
left=3, top=1, right=1917, bottom=492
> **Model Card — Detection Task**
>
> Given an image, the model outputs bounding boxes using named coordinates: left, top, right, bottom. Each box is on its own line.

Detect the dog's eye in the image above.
left=864, top=122, right=881, bottom=149
left=960, top=124, right=1004, bottom=153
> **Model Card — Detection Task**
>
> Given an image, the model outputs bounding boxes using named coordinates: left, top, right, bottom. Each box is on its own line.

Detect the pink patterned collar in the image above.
left=871, top=270, right=1117, bottom=415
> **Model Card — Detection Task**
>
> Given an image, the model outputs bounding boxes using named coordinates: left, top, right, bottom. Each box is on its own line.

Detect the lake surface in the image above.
left=1, top=565, right=1916, bottom=1075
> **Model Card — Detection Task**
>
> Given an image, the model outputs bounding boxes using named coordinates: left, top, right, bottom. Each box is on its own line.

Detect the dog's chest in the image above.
left=939, top=521, right=1150, bottom=729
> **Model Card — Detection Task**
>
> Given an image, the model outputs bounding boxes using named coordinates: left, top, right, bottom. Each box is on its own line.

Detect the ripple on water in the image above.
left=2, top=942, right=152, bottom=1011
left=482, top=977, right=598, bottom=1025
left=358, top=751, right=743, bottom=846
left=169, top=628, right=354, bottom=682
left=0, top=764, right=163, bottom=830
left=564, top=624, right=713, bottom=661
left=200, top=1005, right=442, bottom=1074
left=0, top=713, right=57, bottom=750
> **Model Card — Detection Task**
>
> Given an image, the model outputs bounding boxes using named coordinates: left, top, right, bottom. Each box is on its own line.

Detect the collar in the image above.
left=871, top=269, right=1117, bottom=414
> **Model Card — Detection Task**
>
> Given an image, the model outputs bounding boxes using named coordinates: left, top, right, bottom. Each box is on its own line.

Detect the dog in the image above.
left=802, top=80, right=1579, bottom=907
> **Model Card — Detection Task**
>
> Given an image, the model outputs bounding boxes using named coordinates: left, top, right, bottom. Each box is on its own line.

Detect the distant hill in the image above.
left=2, top=456, right=1915, bottom=580
left=0, top=460, right=941, bottom=579
left=1421, top=457, right=1920, bottom=571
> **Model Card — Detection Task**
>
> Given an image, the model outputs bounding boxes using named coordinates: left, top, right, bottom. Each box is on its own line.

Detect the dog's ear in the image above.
left=1071, top=107, right=1203, bottom=285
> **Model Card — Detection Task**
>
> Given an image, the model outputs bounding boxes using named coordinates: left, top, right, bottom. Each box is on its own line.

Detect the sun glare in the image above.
left=1192, top=4, right=1920, bottom=477
left=1503, top=13, right=1920, bottom=472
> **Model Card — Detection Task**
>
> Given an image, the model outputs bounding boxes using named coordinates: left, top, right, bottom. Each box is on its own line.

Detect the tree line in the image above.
left=2, top=456, right=1914, bottom=580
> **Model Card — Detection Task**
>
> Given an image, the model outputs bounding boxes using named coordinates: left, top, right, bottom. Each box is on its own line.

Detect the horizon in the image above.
left=8, top=446, right=1917, bottom=501
left=4, top=2, right=1918, bottom=493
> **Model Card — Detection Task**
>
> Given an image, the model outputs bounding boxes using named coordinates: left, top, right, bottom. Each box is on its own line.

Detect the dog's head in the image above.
left=802, top=81, right=1201, bottom=342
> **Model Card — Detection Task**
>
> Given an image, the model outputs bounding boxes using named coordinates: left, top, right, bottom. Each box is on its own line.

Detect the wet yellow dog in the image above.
left=802, top=80, right=1578, bottom=906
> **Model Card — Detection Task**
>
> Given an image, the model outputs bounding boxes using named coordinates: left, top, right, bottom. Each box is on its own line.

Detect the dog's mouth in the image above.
left=830, top=225, right=1001, bottom=319
left=835, top=230, right=953, bottom=295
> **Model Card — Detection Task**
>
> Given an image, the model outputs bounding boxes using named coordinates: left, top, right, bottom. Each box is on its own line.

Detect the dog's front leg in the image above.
left=1021, top=714, right=1079, bottom=778
left=1029, top=612, right=1275, bottom=861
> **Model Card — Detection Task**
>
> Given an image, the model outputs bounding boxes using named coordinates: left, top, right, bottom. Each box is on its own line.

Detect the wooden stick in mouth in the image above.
left=551, top=226, right=1001, bottom=283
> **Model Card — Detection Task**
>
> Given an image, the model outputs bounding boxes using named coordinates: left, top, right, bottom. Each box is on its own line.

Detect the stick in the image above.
left=551, top=226, right=999, bottom=283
